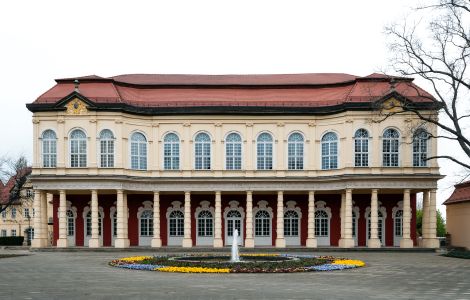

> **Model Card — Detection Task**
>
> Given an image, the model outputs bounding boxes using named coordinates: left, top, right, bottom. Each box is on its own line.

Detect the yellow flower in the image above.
left=119, top=256, right=152, bottom=262
left=332, top=259, right=365, bottom=267
left=241, top=253, right=279, bottom=257
left=157, top=266, right=230, bottom=273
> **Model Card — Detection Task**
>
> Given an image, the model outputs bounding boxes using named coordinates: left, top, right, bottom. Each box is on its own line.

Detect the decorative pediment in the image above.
left=65, top=98, right=88, bottom=115
left=53, top=92, right=96, bottom=115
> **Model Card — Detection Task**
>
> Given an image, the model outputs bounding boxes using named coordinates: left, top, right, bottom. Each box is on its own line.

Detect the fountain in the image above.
left=230, top=229, right=241, bottom=262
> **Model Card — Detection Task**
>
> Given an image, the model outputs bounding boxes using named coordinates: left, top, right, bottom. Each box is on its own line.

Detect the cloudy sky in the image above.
left=0, top=0, right=465, bottom=213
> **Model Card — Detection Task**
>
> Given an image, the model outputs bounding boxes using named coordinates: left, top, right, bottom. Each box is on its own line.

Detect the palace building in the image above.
left=26, top=73, right=441, bottom=248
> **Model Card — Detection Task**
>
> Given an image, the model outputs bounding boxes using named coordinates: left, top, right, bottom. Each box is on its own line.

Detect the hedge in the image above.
left=0, top=236, right=25, bottom=246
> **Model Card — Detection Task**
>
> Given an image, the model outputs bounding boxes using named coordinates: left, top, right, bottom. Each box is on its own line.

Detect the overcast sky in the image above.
left=0, top=0, right=465, bottom=214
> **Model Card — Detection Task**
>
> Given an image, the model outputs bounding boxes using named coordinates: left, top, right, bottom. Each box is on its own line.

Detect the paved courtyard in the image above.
left=0, top=249, right=469, bottom=300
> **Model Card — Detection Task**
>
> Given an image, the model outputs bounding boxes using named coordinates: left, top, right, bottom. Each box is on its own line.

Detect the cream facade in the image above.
left=446, top=202, right=470, bottom=250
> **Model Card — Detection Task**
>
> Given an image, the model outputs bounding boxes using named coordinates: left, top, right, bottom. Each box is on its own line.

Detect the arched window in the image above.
left=257, top=133, right=273, bottom=170
left=163, top=133, right=180, bottom=170
left=255, top=210, right=270, bottom=236
left=413, top=129, right=429, bottom=167
left=66, top=210, right=75, bottom=236
left=226, top=210, right=242, bottom=237
left=321, top=132, right=338, bottom=170
left=315, top=210, right=329, bottom=237
left=225, top=133, right=242, bottom=170
left=354, top=129, right=369, bottom=167
left=140, top=210, right=153, bottom=236
left=383, top=128, right=400, bottom=167
left=288, top=133, right=304, bottom=170
left=394, top=210, right=403, bottom=237
left=197, top=210, right=213, bottom=237
left=130, top=132, right=147, bottom=170
left=70, top=129, right=87, bottom=168
left=169, top=210, right=184, bottom=237
left=99, top=129, right=114, bottom=168
left=42, top=130, right=57, bottom=168
left=195, top=132, right=211, bottom=170
left=85, top=211, right=102, bottom=236
left=284, top=210, right=299, bottom=236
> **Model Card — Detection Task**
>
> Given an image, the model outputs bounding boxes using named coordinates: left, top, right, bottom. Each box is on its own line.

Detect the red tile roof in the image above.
left=29, top=73, right=435, bottom=109
left=0, top=167, right=31, bottom=205
left=444, top=180, right=470, bottom=205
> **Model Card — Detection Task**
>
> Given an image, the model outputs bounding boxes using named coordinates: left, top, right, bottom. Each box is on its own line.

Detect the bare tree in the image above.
left=0, top=156, right=32, bottom=214
left=384, top=0, right=470, bottom=171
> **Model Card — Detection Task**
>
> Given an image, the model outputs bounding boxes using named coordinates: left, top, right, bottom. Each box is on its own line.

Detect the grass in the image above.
left=442, top=250, right=470, bottom=259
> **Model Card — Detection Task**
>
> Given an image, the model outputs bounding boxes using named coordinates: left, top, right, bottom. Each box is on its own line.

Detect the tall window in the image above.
left=368, top=211, right=384, bottom=243
left=257, top=133, right=273, bottom=170
left=354, top=129, right=369, bottom=167
left=195, top=132, right=211, bottom=170
left=226, top=210, right=242, bottom=237
left=130, top=132, right=147, bottom=170
left=383, top=128, right=400, bottom=167
left=314, top=210, right=329, bottom=237
left=11, top=229, right=16, bottom=237
left=0, top=230, right=6, bottom=237
left=99, top=129, right=114, bottom=168
left=86, top=211, right=102, bottom=236
left=225, top=133, right=242, bottom=170
left=197, top=210, right=213, bottom=237
left=1, top=210, right=6, bottom=219
left=284, top=210, right=299, bottom=236
left=112, top=211, right=117, bottom=237
left=11, top=208, right=16, bottom=219
left=288, top=133, right=304, bottom=170
left=70, top=129, right=87, bottom=168
left=24, top=208, right=30, bottom=218
left=164, top=133, right=180, bottom=170
left=321, top=132, right=338, bottom=170
left=255, top=210, right=270, bottom=236
left=169, top=210, right=184, bottom=237
left=67, top=210, right=75, bottom=236
left=394, top=210, right=403, bottom=237
left=413, top=129, right=429, bottom=167
left=140, top=210, right=153, bottom=236
left=42, top=130, right=57, bottom=168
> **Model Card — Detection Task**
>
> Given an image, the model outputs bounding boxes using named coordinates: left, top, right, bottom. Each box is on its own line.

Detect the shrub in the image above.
left=0, top=236, right=25, bottom=246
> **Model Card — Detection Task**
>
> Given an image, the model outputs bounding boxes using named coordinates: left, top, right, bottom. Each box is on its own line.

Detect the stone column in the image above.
left=57, top=190, right=68, bottom=247
left=275, top=191, right=286, bottom=248
left=422, top=191, right=430, bottom=240
left=182, top=191, right=192, bottom=247
left=400, top=189, right=414, bottom=248
left=341, top=189, right=355, bottom=248
left=151, top=191, right=162, bottom=247
left=213, top=191, right=223, bottom=247
left=41, top=192, right=49, bottom=245
left=89, top=190, right=100, bottom=248
left=368, top=189, right=381, bottom=248
left=32, top=190, right=47, bottom=248
left=245, top=191, right=254, bottom=247
left=306, top=191, right=317, bottom=247
left=423, top=189, right=440, bottom=248
left=115, top=190, right=130, bottom=248
left=338, top=192, right=346, bottom=247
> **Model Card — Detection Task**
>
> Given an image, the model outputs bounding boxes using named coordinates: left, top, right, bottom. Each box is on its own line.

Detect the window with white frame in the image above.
left=70, top=129, right=87, bottom=168
left=112, top=211, right=117, bottom=237
left=24, top=208, right=30, bottom=219
left=257, top=133, right=273, bottom=170
left=194, top=132, right=211, bottom=170
left=26, top=189, right=33, bottom=198
left=163, top=133, right=180, bottom=170
left=32, top=208, right=35, bottom=217
left=225, top=133, right=242, bottom=170
left=42, top=130, right=57, bottom=168
left=413, top=129, right=429, bottom=167
left=197, top=210, right=213, bottom=237
left=11, top=229, right=16, bottom=237
left=2, top=210, right=6, bottom=220
left=66, top=210, right=74, bottom=236
left=284, top=210, right=299, bottom=236
left=11, top=208, right=16, bottom=219
left=130, top=132, right=147, bottom=170
left=27, top=227, right=34, bottom=240
left=169, top=210, right=184, bottom=237
left=321, top=132, right=338, bottom=170
left=354, top=129, right=369, bottom=167
left=383, top=128, right=400, bottom=167
left=255, top=210, right=270, bottom=236
left=140, top=210, right=153, bottom=236
left=288, top=132, right=304, bottom=170
left=314, top=210, right=329, bottom=236
left=0, top=229, right=6, bottom=237
left=99, top=129, right=114, bottom=168
left=367, top=210, right=384, bottom=242
left=394, top=210, right=403, bottom=237
left=86, top=211, right=102, bottom=236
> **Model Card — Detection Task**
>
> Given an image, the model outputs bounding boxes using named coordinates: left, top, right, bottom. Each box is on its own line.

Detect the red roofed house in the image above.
left=26, top=73, right=441, bottom=248
left=444, top=180, right=470, bottom=250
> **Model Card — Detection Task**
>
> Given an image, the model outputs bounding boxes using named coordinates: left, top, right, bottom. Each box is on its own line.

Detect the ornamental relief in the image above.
left=66, top=98, right=88, bottom=115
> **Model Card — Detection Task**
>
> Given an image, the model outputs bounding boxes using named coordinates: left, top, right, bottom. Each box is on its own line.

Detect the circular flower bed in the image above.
left=109, top=254, right=365, bottom=273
